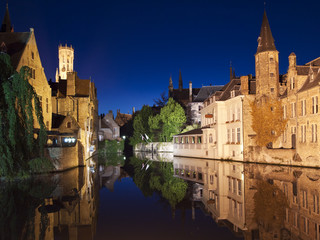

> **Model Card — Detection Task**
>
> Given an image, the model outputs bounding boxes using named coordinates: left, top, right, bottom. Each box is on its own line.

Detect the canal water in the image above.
left=1, top=153, right=320, bottom=240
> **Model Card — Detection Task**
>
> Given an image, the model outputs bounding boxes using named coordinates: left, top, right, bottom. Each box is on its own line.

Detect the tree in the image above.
left=149, top=98, right=186, bottom=142
left=250, top=97, right=287, bottom=147
left=129, top=105, right=153, bottom=146
left=0, top=53, right=49, bottom=177
left=153, top=91, right=168, bottom=107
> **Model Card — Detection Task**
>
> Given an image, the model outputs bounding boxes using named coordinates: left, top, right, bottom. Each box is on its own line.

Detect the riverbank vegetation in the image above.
left=0, top=53, right=52, bottom=178
left=130, top=98, right=186, bottom=146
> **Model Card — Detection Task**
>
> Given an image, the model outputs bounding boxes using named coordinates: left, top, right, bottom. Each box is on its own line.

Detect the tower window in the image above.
left=31, top=51, right=34, bottom=60
left=270, top=73, right=274, bottom=77
left=270, top=57, right=274, bottom=62
left=271, top=88, right=274, bottom=92
left=67, top=122, right=71, bottom=128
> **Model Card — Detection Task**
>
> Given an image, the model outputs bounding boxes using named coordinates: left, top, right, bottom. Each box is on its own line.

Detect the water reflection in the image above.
left=4, top=153, right=320, bottom=239
left=0, top=158, right=98, bottom=240
left=171, top=156, right=320, bottom=239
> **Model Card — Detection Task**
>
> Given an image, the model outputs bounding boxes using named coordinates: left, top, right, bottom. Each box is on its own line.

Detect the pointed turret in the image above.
left=179, top=69, right=183, bottom=91
left=256, top=10, right=276, bottom=54
left=255, top=10, right=279, bottom=98
left=1, top=4, right=13, bottom=33
left=169, top=74, right=173, bottom=92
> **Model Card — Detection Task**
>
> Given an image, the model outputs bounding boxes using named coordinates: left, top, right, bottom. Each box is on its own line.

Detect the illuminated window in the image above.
left=312, top=124, right=318, bottom=142
left=312, top=96, right=318, bottom=114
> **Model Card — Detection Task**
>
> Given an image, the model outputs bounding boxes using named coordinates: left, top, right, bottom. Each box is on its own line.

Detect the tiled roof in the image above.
left=115, top=112, right=132, bottom=127
left=0, top=32, right=30, bottom=69
left=298, top=71, right=320, bottom=93
left=75, top=78, right=90, bottom=96
left=193, top=85, right=223, bottom=102
left=305, top=57, right=320, bottom=66
left=174, top=128, right=203, bottom=136
left=296, top=65, right=319, bottom=76
left=256, top=11, right=276, bottom=54
left=218, top=78, right=241, bottom=101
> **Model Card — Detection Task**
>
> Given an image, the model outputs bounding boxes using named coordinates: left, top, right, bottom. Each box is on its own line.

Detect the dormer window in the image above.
left=230, top=90, right=235, bottom=98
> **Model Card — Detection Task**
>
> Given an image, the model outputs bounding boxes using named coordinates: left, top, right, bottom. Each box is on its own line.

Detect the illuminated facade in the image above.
left=0, top=4, right=52, bottom=130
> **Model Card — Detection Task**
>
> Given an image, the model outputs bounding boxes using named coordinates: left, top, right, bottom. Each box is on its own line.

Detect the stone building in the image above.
left=98, top=111, right=120, bottom=141
left=173, top=75, right=256, bottom=161
left=246, top=10, right=320, bottom=166
left=169, top=70, right=222, bottom=124
left=50, top=44, right=98, bottom=160
left=0, top=4, right=52, bottom=130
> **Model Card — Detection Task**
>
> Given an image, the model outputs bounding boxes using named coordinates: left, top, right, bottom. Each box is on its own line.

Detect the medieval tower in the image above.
left=255, top=11, right=279, bottom=99
left=56, top=44, right=74, bottom=81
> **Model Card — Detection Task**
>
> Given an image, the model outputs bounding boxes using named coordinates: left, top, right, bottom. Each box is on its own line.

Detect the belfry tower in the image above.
left=255, top=10, right=279, bottom=98
left=56, top=44, right=74, bottom=81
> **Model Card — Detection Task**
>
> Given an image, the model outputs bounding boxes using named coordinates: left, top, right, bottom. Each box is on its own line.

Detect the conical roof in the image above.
left=256, top=10, right=276, bottom=54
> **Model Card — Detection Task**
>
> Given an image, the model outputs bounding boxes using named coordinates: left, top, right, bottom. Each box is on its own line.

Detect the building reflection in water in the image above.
left=172, top=156, right=320, bottom=240
left=33, top=157, right=99, bottom=240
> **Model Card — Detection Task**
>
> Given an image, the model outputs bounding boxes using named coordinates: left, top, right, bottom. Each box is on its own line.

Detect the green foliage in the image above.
left=128, top=156, right=187, bottom=208
left=98, top=153, right=125, bottom=166
left=99, top=139, right=124, bottom=154
left=130, top=105, right=154, bottom=146
left=28, top=157, right=54, bottom=174
left=181, top=124, right=200, bottom=133
left=0, top=53, right=47, bottom=177
left=149, top=98, right=186, bottom=142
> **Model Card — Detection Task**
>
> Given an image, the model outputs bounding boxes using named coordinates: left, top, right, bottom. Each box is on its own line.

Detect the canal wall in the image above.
left=44, top=141, right=85, bottom=171
left=134, top=142, right=173, bottom=153
left=246, top=146, right=320, bottom=168
left=134, top=151, right=173, bottom=162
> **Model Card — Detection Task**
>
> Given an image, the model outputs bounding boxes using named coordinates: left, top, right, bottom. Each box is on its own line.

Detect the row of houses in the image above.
left=0, top=5, right=98, bottom=169
left=173, top=156, right=320, bottom=239
left=173, top=11, right=320, bottom=167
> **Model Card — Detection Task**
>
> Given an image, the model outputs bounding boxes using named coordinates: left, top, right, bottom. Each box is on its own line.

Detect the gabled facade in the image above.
left=0, top=4, right=52, bottom=130
left=98, top=111, right=120, bottom=141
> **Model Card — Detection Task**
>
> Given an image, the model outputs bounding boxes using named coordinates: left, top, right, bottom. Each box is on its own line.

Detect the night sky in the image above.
left=5, top=0, right=320, bottom=114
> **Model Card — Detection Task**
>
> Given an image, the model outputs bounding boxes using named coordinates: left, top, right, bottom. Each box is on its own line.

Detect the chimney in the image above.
left=132, top=107, right=135, bottom=114
left=189, top=81, right=192, bottom=102
left=240, top=76, right=249, bottom=95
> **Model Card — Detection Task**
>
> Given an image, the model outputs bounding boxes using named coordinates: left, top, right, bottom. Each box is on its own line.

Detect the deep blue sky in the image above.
left=5, top=0, right=320, bottom=114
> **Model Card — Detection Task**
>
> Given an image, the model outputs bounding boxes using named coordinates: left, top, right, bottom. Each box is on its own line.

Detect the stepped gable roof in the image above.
left=175, top=128, right=203, bottom=136
left=256, top=10, right=277, bottom=54
left=193, top=85, right=223, bottom=102
left=298, top=69, right=320, bottom=93
left=0, top=32, right=30, bottom=69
